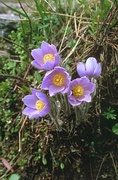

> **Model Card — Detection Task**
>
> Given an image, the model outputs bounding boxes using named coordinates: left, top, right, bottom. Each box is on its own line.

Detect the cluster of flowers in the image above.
left=22, top=41, right=101, bottom=120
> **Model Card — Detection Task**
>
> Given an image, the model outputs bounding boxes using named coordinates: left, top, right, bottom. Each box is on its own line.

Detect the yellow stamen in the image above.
left=53, top=73, right=65, bottom=86
left=36, top=100, right=45, bottom=110
left=72, top=85, right=84, bottom=97
left=43, top=54, right=54, bottom=63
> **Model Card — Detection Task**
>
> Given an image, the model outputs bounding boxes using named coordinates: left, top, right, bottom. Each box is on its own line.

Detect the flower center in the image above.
left=72, top=85, right=84, bottom=97
left=36, top=100, right=45, bottom=110
left=43, top=54, right=54, bottom=63
left=53, top=73, right=65, bottom=86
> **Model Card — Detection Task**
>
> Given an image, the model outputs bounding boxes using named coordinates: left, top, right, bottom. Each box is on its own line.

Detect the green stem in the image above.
left=49, top=113, right=62, bottom=132
left=74, top=106, right=81, bottom=126
left=63, top=94, right=71, bottom=116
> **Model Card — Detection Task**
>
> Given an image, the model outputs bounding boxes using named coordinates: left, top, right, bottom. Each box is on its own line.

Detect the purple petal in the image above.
left=80, top=78, right=95, bottom=92
left=85, top=83, right=95, bottom=92
left=68, top=96, right=82, bottom=106
left=41, top=41, right=58, bottom=55
left=31, top=48, right=43, bottom=63
left=93, top=63, right=101, bottom=77
left=35, top=92, right=48, bottom=102
left=79, top=76, right=89, bottom=84
left=41, top=75, right=53, bottom=90
left=61, top=85, right=70, bottom=94
left=30, top=88, right=41, bottom=96
left=41, top=66, right=71, bottom=95
left=38, top=103, right=50, bottom=117
left=41, top=41, right=50, bottom=49
left=41, top=41, right=53, bottom=54
left=22, top=107, right=40, bottom=119
left=68, top=77, right=95, bottom=106
left=48, top=85, right=65, bottom=96
left=22, top=95, right=37, bottom=109
left=83, top=93, right=91, bottom=102
left=54, top=54, right=60, bottom=66
left=54, top=66, right=67, bottom=73
left=51, top=44, right=58, bottom=53
left=31, top=60, right=42, bottom=70
left=48, top=45, right=56, bottom=54
left=77, top=62, right=86, bottom=77
left=86, top=57, right=97, bottom=76
left=45, top=60, right=55, bottom=69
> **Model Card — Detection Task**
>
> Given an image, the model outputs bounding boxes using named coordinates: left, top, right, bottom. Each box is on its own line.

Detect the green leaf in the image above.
left=9, top=174, right=20, bottom=180
left=34, top=72, right=42, bottom=83
left=34, top=0, right=45, bottom=18
left=42, top=156, right=47, bottom=165
left=112, top=123, right=118, bottom=135
left=103, top=106, right=117, bottom=120
left=60, top=162, right=65, bottom=169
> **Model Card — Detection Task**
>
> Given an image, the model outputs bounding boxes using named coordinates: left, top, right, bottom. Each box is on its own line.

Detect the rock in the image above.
left=0, top=14, right=19, bottom=38
left=0, top=2, right=31, bottom=14
left=0, top=3, right=21, bottom=14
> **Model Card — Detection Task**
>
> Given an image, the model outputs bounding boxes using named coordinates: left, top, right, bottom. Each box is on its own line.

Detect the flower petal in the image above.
left=39, top=103, right=50, bottom=117
left=31, top=48, right=43, bottom=63
left=31, top=60, right=42, bottom=70
left=68, top=77, right=95, bottom=106
left=48, top=85, right=65, bottom=96
left=22, top=95, right=37, bottom=109
left=51, top=44, right=58, bottom=53
left=41, top=41, right=57, bottom=55
left=93, top=63, right=101, bottom=77
left=41, top=74, right=53, bottom=89
left=54, top=54, right=60, bottom=66
left=22, top=107, right=40, bottom=119
left=30, top=88, right=41, bottom=96
left=41, top=66, right=71, bottom=96
left=83, top=93, right=91, bottom=102
left=77, top=62, right=86, bottom=77
left=85, top=57, right=97, bottom=76
left=45, top=60, right=55, bottom=70
left=68, top=96, right=82, bottom=106
left=36, top=91, right=49, bottom=102
left=77, top=57, right=101, bottom=78
left=31, top=42, right=60, bottom=70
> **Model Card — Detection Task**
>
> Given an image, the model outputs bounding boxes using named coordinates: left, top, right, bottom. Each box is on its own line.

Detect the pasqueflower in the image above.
left=68, top=76, right=95, bottom=106
left=77, top=57, right=101, bottom=78
left=22, top=88, right=50, bottom=119
left=31, top=41, right=60, bottom=70
left=41, top=66, right=71, bottom=96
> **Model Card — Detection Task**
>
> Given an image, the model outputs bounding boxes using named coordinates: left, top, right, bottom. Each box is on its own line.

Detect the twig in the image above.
left=18, top=116, right=27, bottom=152
left=59, top=18, right=71, bottom=53
left=110, top=152, right=118, bottom=178
left=90, top=159, right=94, bottom=180
left=95, top=154, right=108, bottom=180
left=18, top=0, right=32, bottom=45
left=23, top=63, right=31, bottom=80
left=0, top=36, right=28, bottom=54
left=17, top=0, right=32, bottom=81
left=62, top=34, right=84, bottom=64
left=93, top=6, right=118, bottom=52
left=0, top=74, right=24, bottom=82
left=74, top=12, right=78, bottom=38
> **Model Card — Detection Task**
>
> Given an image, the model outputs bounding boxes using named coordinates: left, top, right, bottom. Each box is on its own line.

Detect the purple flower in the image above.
left=22, top=88, right=50, bottom=119
left=41, top=66, right=71, bottom=96
left=31, top=41, right=60, bottom=70
left=77, top=57, right=101, bottom=78
left=68, top=76, right=95, bottom=106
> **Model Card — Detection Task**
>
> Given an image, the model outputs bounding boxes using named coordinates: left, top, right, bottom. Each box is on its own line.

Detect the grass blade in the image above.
left=34, top=0, right=45, bottom=18
left=1, top=1, right=26, bottom=17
